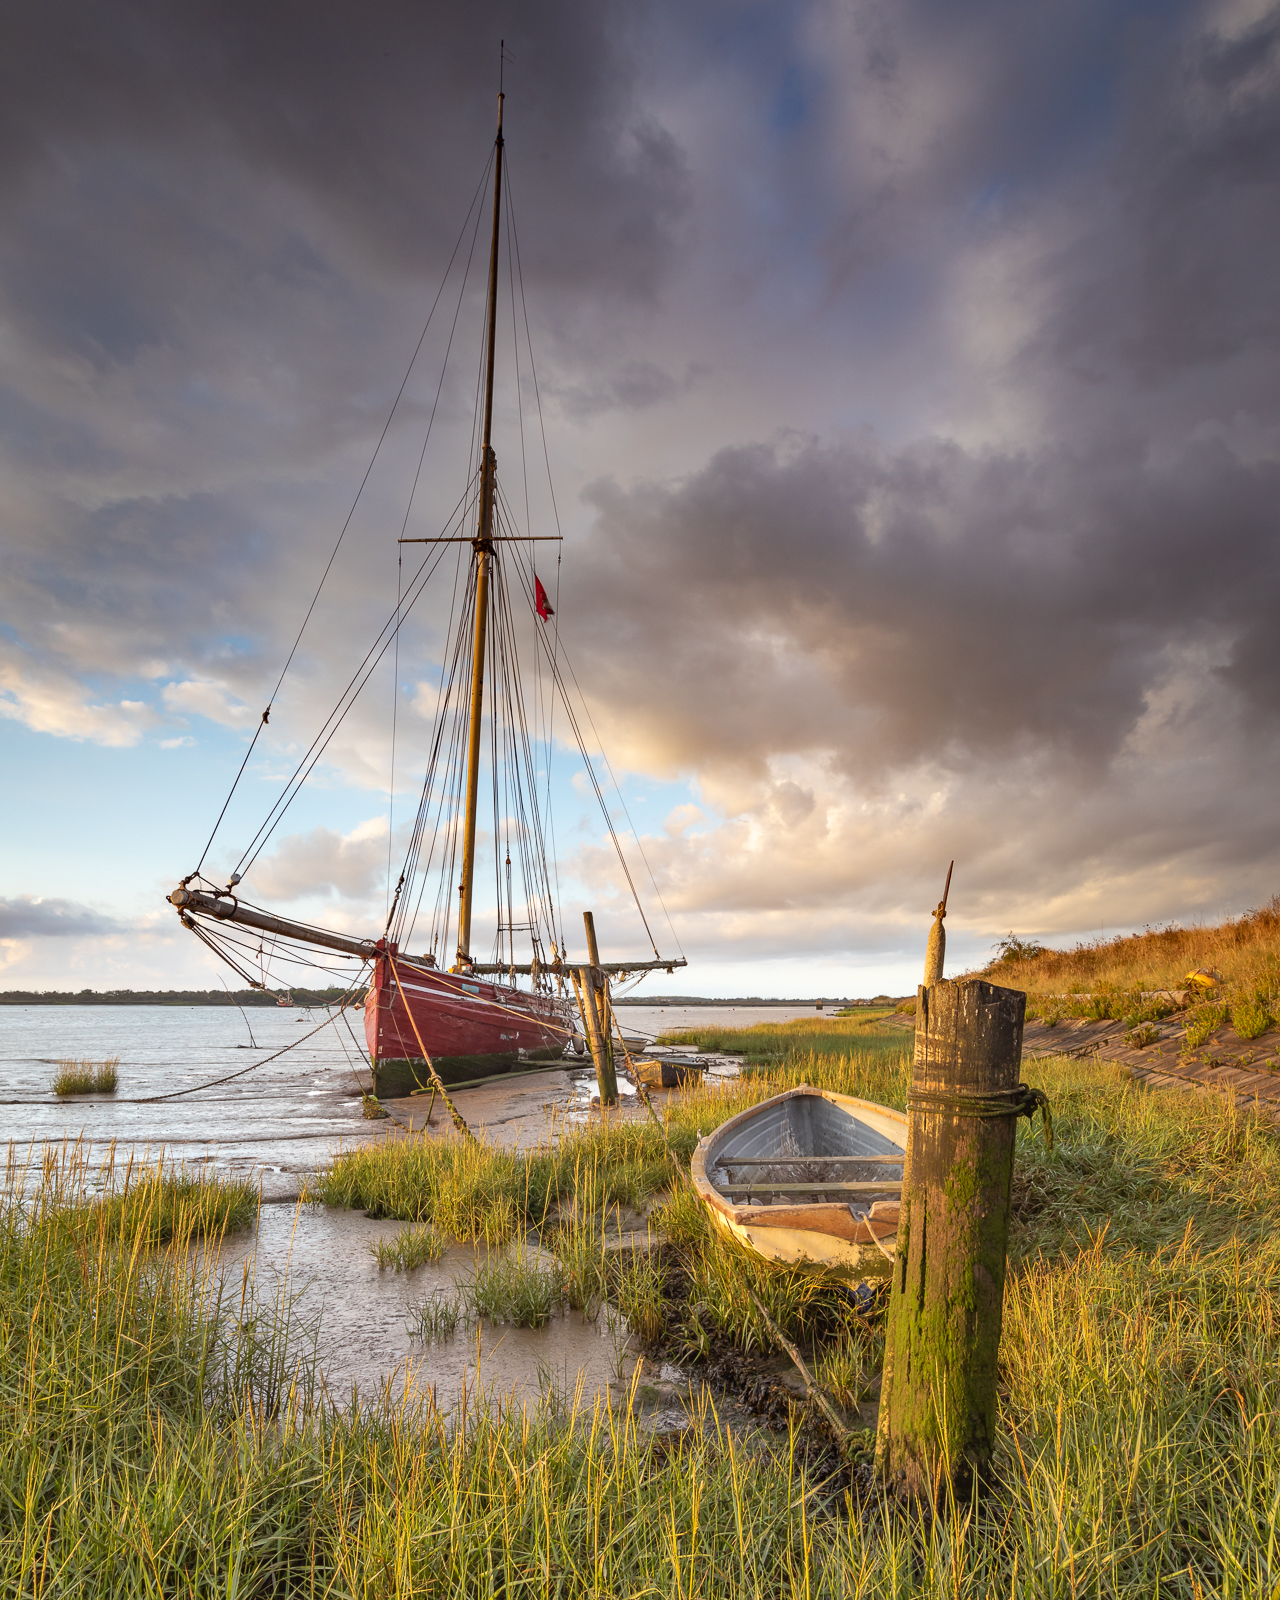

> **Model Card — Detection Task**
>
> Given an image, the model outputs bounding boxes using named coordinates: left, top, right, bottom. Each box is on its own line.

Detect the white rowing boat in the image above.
left=690, top=1085, right=906, bottom=1278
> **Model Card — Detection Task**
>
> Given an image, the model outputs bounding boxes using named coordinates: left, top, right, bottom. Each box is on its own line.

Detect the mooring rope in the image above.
left=134, top=981, right=368, bottom=1102
left=906, top=1083, right=1053, bottom=1151
left=386, top=954, right=475, bottom=1141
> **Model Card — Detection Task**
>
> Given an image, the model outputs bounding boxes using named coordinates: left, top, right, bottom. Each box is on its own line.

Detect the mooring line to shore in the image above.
left=132, top=974, right=369, bottom=1102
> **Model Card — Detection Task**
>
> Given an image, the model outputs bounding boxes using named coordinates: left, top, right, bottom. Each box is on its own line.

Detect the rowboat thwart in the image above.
left=691, top=1086, right=906, bottom=1279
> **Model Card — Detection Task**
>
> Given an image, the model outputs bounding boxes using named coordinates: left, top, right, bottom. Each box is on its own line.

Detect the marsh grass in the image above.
left=815, top=1326, right=881, bottom=1408
left=370, top=1222, right=448, bottom=1271
left=51, top=1056, right=119, bottom=1095
left=466, top=1249, right=561, bottom=1328
left=611, top=1243, right=667, bottom=1348
left=306, top=1115, right=696, bottom=1243
left=656, top=1012, right=911, bottom=1066
left=7, top=1046, right=1280, bottom=1595
left=1232, top=995, right=1274, bottom=1041
left=1186, top=1001, right=1229, bottom=1047
left=987, top=897, right=1280, bottom=1012
left=411, top=1290, right=470, bottom=1342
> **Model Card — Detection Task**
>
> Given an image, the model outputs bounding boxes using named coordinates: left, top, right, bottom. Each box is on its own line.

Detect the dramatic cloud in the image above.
left=247, top=818, right=391, bottom=905
left=2, top=0, right=1279, bottom=987
left=0, top=896, right=121, bottom=938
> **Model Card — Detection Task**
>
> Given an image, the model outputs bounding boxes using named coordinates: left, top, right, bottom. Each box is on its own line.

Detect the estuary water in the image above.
left=2, top=1000, right=823, bottom=1193
left=2, top=1000, right=821, bottom=1403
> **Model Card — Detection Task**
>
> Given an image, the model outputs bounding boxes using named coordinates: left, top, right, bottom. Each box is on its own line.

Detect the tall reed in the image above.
left=51, top=1056, right=119, bottom=1096
left=5, top=1062, right=1280, bottom=1595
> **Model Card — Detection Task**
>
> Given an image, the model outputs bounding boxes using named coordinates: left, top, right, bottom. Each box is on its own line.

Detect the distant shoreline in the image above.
left=0, top=988, right=358, bottom=1007
left=0, top=988, right=900, bottom=1007
left=613, top=995, right=893, bottom=1007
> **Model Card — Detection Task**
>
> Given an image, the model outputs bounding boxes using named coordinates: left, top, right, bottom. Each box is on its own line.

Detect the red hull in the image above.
left=365, top=955, right=574, bottom=1094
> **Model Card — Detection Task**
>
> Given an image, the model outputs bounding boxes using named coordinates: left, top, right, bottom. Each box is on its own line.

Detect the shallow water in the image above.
left=2, top=1001, right=812, bottom=1397
left=2, top=1001, right=815, bottom=1186
left=2, top=1004, right=380, bottom=1199
left=204, top=1202, right=633, bottom=1412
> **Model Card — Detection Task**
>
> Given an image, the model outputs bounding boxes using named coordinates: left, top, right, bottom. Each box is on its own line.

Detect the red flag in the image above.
left=535, top=575, right=555, bottom=621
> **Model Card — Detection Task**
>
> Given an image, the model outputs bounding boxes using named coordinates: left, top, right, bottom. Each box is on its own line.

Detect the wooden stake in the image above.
left=582, top=911, right=611, bottom=1038
left=922, top=860, right=953, bottom=985
left=580, top=911, right=618, bottom=1106
left=573, top=964, right=618, bottom=1107
left=876, top=975, right=1026, bottom=1499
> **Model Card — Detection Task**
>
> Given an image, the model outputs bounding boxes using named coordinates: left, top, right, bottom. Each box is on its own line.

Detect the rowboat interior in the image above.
left=704, top=1091, right=905, bottom=1205
left=691, top=1087, right=908, bottom=1278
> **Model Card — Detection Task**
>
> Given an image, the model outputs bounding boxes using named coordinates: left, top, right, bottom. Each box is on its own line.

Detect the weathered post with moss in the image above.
left=576, top=910, right=618, bottom=1107
left=877, top=975, right=1033, bottom=1499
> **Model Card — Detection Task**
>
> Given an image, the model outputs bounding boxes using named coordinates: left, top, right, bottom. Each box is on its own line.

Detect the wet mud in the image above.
left=203, top=1202, right=635, bottom=1412
left=4, top=1002, right=811, bottom=1410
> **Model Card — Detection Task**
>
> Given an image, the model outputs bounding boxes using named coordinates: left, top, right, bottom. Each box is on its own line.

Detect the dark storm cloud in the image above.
left=0, top=896, right=121, bottom=938
left=0, top=0, right=690, bottom=299
left=560, top=0, right=1280, bottom=787
left=3, top=0, right=1280, bottom=979
left=0, top=0, right=699, bottom=768
left=571, top=430, right=1280, bottom=778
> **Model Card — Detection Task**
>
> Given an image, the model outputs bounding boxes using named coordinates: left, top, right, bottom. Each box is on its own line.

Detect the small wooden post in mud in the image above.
left=578, top=910, right=618, bottom=1108
left=876, top=975, right=1027, bottom=1499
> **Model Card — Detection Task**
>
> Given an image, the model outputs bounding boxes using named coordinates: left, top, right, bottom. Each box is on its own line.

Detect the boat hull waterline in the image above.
left=691, top=1086, right=907, bottom=1280
left=365, top=956, right=579, bottom=1095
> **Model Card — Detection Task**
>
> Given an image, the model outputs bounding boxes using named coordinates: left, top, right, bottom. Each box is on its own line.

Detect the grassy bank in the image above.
left=308, top=1042, right=909, bottom=1248
left=5, top=1024, right=1280, bottom=1593
left=985, top=898, right=1280, bottom=1009
left=654, top=1009, right=900, bottom=1061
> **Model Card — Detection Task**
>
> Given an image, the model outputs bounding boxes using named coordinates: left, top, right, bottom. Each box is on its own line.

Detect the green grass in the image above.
left=9, top=1026, right=1280, bottom=1594
left=370, top=1223, right=448, bottom=1271
left=51, top=1056, right=119, bottom=1096
left=655, top=1011, right=908, bottom=1063
left=466, top=1249, right=562, bottom=1328
left=1186, top=1001, right=1229, bottom=1047
left=411, top=1290, right=470, bottom=1343
left=1232, top=996, right=1274, bottom=1041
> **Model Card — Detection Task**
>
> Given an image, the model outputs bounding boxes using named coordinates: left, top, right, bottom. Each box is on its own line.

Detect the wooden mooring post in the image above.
left=876, top=974, right=1033, bottom=1499
left=576, top=910, right=618, bottom=1108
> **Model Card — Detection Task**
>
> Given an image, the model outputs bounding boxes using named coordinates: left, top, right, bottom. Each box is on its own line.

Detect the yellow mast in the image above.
left=456, top=90, right=505, bottom=967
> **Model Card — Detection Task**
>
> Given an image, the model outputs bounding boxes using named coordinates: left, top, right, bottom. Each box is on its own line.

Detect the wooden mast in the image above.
left=456, top=89, right=505, bottom=967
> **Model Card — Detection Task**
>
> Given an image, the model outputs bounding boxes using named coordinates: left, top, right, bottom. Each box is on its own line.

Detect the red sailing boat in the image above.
left=168, top=88, right=683, bottom=1093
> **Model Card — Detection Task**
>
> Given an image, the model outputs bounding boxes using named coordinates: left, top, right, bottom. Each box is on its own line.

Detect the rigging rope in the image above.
left=195, top=153, right=496, bottom=878
left=188, top=142, right=679, bottom=1005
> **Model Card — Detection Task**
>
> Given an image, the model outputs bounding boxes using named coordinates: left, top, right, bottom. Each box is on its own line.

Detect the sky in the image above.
left=3, top=0, right=1280, bottom=998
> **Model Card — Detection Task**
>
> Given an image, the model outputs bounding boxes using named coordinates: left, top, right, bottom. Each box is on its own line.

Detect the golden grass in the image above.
left=51, top=1056, right=119, bottom=1096
left=7, top=1051, right=1280, bottom=1594
left=981, top=897, right=1280, bottom=1002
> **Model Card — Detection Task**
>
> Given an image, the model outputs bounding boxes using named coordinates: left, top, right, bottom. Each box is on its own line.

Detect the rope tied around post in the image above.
left=906, top=1082, right=1053, bottom=1151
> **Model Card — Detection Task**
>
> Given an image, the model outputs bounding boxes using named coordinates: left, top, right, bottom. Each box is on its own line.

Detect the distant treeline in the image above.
left=0, top=988, right=364, bottom=1007
left=613, top=994, right=878, bottom=1006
